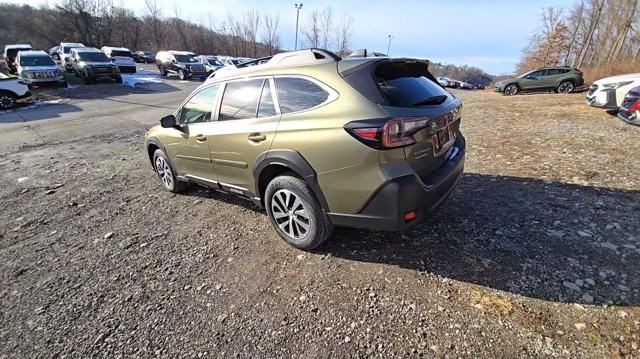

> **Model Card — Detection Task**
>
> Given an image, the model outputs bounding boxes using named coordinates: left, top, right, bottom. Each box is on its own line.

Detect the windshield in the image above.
left=63, top=45, right=83, bottom=54
left=206, top=58, right=223, bottom=66
left=20, top=56, right=56, bottom=67
left=516, top=71, right=534, bottom=79
left=78, top=52, right=110, bottom=62
left=174, top=54, right=196, bottom=63
left=231, top=59, right=242, bottom=65
left=6, top=48, right=32, bottom=58
left=111, top=50, right=132, bottom=57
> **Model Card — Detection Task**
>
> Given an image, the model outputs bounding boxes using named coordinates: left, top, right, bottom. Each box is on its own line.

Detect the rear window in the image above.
left=374, top=62, right=450, bottom=107
left=275, top=77, right=329, bottom=114
left=110, top=50, right=132, bottom=57
left=6, top=48, right=31, bottom=58
left=20, top=55, right=55, bottom=67
left=78, top=52, right=109, bottom=62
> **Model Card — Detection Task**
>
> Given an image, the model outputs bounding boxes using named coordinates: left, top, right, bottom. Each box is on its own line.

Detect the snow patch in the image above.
left=121, top=69, right=163, bottom=88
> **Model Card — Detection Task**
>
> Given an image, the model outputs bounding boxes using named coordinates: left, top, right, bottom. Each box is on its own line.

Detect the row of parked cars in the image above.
left=437, top=77, right=484, bottom=90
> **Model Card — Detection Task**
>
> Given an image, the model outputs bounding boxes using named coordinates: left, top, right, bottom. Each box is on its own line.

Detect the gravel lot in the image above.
left=0, top=85, right=639, bottom=357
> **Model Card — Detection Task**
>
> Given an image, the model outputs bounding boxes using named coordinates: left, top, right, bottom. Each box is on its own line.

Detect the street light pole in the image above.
left=387, top=34, right=393, bottom=56
left=294, top=3, right=303, bottom=50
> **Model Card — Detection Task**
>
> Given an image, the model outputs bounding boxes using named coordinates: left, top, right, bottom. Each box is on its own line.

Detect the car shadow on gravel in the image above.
left=322, top=173, right=640, bottom=306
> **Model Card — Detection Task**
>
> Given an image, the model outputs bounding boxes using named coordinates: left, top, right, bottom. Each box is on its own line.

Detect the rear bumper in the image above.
left=118, top=66, right=136, bottom=73
left=328, top=134, right=465, bottom=231
left=618, top=109, right=640, bottom=126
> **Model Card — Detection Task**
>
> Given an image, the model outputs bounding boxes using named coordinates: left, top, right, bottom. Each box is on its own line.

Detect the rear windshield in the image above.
left=374, top=62, right=450, bottom=107
left=63, top=45, right=83, bottom=54
left=78, top=52, right=109, bottom=62
left=110, top=50, right=132, bottom=57
left=206, top=58, right=223, bottom=66
left=20, top=55, right=55, bottom=66
left=6, top=48, right=31, bottom=58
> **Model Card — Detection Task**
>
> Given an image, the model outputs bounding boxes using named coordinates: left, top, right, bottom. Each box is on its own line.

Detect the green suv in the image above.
left=494, top=66, right=584, bottom=96
left=145, top=49, right=465, bottom=249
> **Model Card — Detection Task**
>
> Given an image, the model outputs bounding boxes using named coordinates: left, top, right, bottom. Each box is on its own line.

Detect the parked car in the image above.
left=586, top=73, right=640, bottom=112
left=134, top=51, right=154, bottom=63
left=49, top=46, right=60, bottom=61
left=144, top=48, right=465, bottom=250
left=155, top=51, right=207, bottom=80
left=459, top=82, right=474, bottom=90
left=216, top=56, right=244, bottom=67
left=0, top=73, right=31, bottom=109
left=101, top=46, right=136, bottom=73
left=617, top=86, right=640, bottom=126
left=436, top=77, right=449, bottom=87
left=3, top=44, right=33, bottom=74
left=194, top=55, right=224, bottom=76
left=15, top=50, right=67, bottom=87
left=60, top=42, right=86, bottom=72
left=494, top=66, right=584, bottom=96
left=70, top=47, right=121, bottom=84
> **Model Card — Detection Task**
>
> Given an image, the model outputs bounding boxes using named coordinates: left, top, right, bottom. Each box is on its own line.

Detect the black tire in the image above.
left=159, top=65, right=167, bottom=77
left=60, top=81, right=68, bottom=88
left=82, top=72, right=93, bottom=85
left=265, top=174, right=333, bottom=250
left=178, top=69, right=186, bottom=80
left=557, top=81, right=575, bottom=94
left=0, top=91, right=17, bottom=110
left=114, top=75, right=123, bottom=84
left=152, top=149, right=186, bottom=193
left=504, top=84, right=519, bottom=96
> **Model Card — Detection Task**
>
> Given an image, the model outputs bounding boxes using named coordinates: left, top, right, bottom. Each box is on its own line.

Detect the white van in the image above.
left=101, top=46, right=136, bottom=73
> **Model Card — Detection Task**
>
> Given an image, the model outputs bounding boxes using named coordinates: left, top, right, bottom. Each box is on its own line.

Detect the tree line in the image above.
left=517, top=0, right=640, bottom=81
left=0, top=0, right=354, bottom=58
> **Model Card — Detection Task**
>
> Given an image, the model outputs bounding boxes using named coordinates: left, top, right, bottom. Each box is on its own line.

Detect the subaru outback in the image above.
left=145, top=49, right=465, bottom=250
left=494, top=66, right=584, bottom=96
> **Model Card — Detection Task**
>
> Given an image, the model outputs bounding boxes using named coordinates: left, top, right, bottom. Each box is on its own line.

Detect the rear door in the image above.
left=373, top=60, right=462, bottom=179
left=540, top=68, right=561, bottom=88
left=207, top=77, right=280, bottom=195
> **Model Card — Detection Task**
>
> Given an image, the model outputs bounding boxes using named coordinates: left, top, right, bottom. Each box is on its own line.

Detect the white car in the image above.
left=15, top=50, right=67, bottom=87
left=194, top=55, right=224, bottom=75
left=0, top=73, right=31, bottom=109
left=436, top=77, right=449, bottom=87
left=217, top=56, right=244, bottom=67
left=586, top=73, right=640, bottom=111
left=101, top=46, right=137, bottom=73
left=59, top=42, right=86, bottom=72
left=3, top=44, right=33, bottom=74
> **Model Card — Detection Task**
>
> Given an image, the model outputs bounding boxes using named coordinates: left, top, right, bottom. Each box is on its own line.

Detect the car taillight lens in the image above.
left=345, top=117, right=430, bottom=149
left=630, top=99, right=640, bottom=111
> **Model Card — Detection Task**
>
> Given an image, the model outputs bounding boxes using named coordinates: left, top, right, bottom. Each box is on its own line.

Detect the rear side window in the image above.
left=374, top=62, right=450, bottom=107
left=219, top=79, right=263, bottom=121
left=275, top=77, right=329, bottom=114
left=545, top=69, right=563, bottom=76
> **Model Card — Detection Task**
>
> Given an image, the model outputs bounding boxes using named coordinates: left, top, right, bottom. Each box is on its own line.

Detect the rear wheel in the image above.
left=557, top=81, right=575, bottom=94
left=81, top=72, right=93, bottom=85
left=504, top=84, right=519, bottom=96
left=265, top=175, right=332, bottom=250
left=178, top=69, right=186, bottom=80
left=0, top=92, right=17, bottom=109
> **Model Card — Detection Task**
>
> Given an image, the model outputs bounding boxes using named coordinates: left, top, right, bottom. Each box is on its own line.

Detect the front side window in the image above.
left=219, top=79, right=264, bottom=121
left=275, top=77, right=330, bottom=114
left=178, top=85, right=220, bottom=125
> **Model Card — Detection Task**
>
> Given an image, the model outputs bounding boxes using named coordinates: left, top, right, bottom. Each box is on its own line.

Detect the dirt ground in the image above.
left=0, top=88, right=639, bottom=358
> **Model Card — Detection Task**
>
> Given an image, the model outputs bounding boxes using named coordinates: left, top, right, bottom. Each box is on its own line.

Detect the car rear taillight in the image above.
left=345, top=117, right=430, bottom=149
left=630, top=99, right=640, bottom=111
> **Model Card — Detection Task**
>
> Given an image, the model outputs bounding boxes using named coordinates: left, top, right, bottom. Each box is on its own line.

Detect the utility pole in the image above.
left=294, top=3, right=303, bottom=50
left=387, top=34, right=393, bottom=56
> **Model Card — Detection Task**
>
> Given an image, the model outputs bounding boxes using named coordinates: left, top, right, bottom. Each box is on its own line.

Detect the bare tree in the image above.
left=302, top=10, right=320, bottom=48
left=336, top=14, right=353, bottom=56
left=575, top=0, right=604, bottom=68
left=319, top=7, right=334, bottom=49
left=262, top=13, right=280, bottom=55
left=144, top=0, right=164, bottom=49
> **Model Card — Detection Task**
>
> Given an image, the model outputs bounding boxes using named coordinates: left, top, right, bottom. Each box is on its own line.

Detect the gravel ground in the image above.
left=1, top=90, right=639, bottom=358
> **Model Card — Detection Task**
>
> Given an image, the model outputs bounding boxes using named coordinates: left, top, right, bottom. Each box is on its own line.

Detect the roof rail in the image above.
left=347, top=49, right=388, bottom=58
left=267, top=48, right=341, bottom=67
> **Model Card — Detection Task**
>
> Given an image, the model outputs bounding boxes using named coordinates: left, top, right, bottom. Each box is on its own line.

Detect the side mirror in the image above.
left=160, top=115, right=176, bottom=128
left=172, top=59, right=177, bottom=64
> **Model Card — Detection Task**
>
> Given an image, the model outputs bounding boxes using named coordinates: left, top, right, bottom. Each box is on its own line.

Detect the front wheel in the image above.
left=0, top=92, right=17, bottom=109
left=557, top=81, right=575, bottom=94
left=177, top=69, right=186, bottom=80
left=153, top=149, right=186, bottom=193
left=504, top=84, right=519, bottom=96
left=265, top=175, right=333, bottom=250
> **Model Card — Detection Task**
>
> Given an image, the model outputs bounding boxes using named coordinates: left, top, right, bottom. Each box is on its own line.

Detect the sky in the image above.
left=5, top=0, right=577, bottom=74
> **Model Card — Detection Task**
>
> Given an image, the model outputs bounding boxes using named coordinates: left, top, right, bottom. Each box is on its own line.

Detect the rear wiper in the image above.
left=411, top=95, right=448, bottom=106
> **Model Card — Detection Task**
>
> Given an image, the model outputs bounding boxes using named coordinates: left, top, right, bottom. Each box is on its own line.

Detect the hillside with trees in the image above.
left=518, top=0, right=640, bottom=82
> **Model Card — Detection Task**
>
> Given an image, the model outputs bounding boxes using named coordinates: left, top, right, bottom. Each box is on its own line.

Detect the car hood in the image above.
left=594, top=73, right=640, bottom=85
left=20, top=65, right=60, bottom=71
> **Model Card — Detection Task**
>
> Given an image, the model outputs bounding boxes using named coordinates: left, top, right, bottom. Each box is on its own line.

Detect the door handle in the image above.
left=248, top=133, right=266, bottom=142
left=194, top=134, right=207, bottom=142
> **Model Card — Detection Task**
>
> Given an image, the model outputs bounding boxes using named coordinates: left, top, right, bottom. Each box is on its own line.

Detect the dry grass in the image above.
left=581, top=61, right=640, bottom=84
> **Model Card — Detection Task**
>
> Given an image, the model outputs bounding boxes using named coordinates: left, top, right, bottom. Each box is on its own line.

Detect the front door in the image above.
left=208, top=77, right=280, bottom=195
left=519, top=69, right=545, bottom=90
left=164, top=84, right=221, bottom=181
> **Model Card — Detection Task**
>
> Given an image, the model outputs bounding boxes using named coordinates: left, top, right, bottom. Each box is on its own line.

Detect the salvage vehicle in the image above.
left=70, top=47, right=122, bottom=84
left=3, top=44, right=33, bottom=74
left=617, top=86, right=640, bottom=126
left=145, top=48, right=465, bottom=250
left=59, top=42, right=86, bottom=72
left=586, top=73, right=640, bottom=113
left=155, top=51, right=208, bottom=80
left=0, top=73, right=31, bottom=109
left=15, top=50, right=67, bottom=87
left=495, top=66, right=584, bottom=95
left=101, top=46, right=137, bottom=73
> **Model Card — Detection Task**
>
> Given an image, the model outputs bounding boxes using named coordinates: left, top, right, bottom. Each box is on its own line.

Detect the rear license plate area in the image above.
left=432, top=126, right=453, bottom=155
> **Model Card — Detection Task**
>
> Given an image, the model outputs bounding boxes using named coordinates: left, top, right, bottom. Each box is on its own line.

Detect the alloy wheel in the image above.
left=0, top=95, right=16, bottom=109
left=270, top=189, right=311, bottom=241
left=155, top=156, right=174, bottom=189
left=558, top=82, right=574, bottom=94
left=504, top=85, right=518, bottom=96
